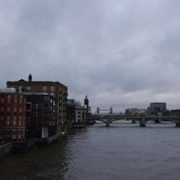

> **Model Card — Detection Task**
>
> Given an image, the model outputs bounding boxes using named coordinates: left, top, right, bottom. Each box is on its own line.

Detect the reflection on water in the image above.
left=0, top=121, right=180, bottom=180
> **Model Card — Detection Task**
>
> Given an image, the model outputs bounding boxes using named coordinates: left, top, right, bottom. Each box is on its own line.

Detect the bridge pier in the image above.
left=140, top=117, right=146, bottom=127
left=155, top=119, right=161, bottom=124
left=176, top=122, right=180, bottom=127
left=106, top=119, right=110, bottom=127
left=132, top=120, right=136, bottom=124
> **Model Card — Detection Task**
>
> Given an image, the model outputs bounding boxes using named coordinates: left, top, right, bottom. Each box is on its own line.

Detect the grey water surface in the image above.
left=0, top=121, right=180, bottom=180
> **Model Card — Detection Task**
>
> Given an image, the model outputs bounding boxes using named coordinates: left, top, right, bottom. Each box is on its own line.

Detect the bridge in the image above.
left=87, top=114, right=180, bottom=127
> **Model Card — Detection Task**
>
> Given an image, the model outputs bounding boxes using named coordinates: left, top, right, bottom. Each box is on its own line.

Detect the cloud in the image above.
left=1, top=0, right=180, bottom=112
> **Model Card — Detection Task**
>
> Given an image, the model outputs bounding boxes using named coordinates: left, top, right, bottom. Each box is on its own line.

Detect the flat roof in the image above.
left=7, top=80, right=67, bottom=89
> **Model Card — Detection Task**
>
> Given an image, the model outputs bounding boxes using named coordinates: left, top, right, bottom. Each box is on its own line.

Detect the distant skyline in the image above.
left=1, top=0, right=180, bottom=112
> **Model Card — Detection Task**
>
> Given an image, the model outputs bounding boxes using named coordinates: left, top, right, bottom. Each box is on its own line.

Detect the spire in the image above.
left=28, top=74, right=32, bottom=82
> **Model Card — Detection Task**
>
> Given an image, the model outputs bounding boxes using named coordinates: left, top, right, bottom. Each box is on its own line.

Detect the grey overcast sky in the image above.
left=0, top=0, right=180, bottom=112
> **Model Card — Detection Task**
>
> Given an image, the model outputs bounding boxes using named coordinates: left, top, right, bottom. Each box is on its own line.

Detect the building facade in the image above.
left=7, top=74, right=68, bottom=135
left=0, top=88, right=26, bottom=144
left=67, top=99, right=86, bottom=127
left=148, top=102, right=167, bottom=116
left=25, top=94, right=57, bottom=139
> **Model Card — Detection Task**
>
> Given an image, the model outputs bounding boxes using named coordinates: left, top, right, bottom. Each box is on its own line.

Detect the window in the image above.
left=42, top=86, right=47, bottom=92
left=12, top=129, right=17, bottom=135
left=0, top=129, right=3, bottom=135
left=8, top=94, right=11, bottom=99
left=6, top=129, right=11, bottom=135
left=50, top=93, right=55, bottom=97
left=26, top=86, right=31, bottom=91
left=50, top=86, right=55, bottom=92
left=19, top=120, right=22, bottom=126
left=7, top=112, right=11, bottom=116
left=26, top=112, right=30, bottom=117
left=26, top=104, right=31, bottom=110
left=14, top=95, right=17, bottom=99
left=7, top=120, right=10, bottom=125
left=0, top=120, right=4, bottom=125
left=13, top=120, right=16, bottom=126
left=44, top=96, right=50, bottom=102
left=18, top=129, right=22, bottom=134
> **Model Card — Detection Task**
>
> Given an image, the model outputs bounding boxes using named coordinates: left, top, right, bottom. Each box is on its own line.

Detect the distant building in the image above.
left=7, top=74, right=68, bottom=135
left=169, top=109, right=180, bottom=116
left=125, top=108, right=138, bottom=116
left=125, top=108, right=147, bottom=116
left=0, top=88, right=26, bottom=144
left=84, top=95, right=91, bottom=115
left=148, top=102, right=167, bottom=116
left=67, top=99, right=86, bottom=127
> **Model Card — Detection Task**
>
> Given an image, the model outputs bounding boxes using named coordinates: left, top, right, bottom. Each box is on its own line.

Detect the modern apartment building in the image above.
left=26, top=93, right=57, bottom=139
left=0, top=88, right=26, bottom=144
left=7, top=74, right=68, bottom=135
left=148, top=102, right=167, bottom=116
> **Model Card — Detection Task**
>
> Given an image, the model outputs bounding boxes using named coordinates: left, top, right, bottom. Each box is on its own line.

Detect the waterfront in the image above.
left=0, top=121, right=180, bottom=180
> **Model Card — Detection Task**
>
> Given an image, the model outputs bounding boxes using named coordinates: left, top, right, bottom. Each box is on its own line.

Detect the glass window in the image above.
left=13, top=120, right=16, bottom=125
left=26, top=104, right=31, bottom=110
left=50, top=93, right=55, bottom=97
left=12, top=129, right=17, bottom=135
left=19, top=120, right=22, bottom=126
left=8, top=94, right=11, bottom=99
left=26, top=86, right=31, bottom=90
left=50, top=86, right=55, bottom=92
left=0, top=129, right=3, bottom=135
left=42, top=86, right=47, bottom=92
left=18, top=129, right=22, bottom=134
left=26, top=112, right=30, bottom=117
left=44, top=96, right=50, bottom=102
left=14, top=95, right=17, bottom=99
left=0, top=120, right=4, bottom=125
left=6, top=129, right=11, bottom=135
left=7, top=120, right=10, bottom=125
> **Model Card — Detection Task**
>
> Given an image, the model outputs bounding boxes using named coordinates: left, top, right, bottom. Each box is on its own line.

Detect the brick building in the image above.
left=0, top=88, right=26, bottom=144
left=7, top=74, right=68, bottom=135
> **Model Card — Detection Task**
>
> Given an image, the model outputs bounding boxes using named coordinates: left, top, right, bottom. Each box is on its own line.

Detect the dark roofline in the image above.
left=7, top=80, right=67, bottom=89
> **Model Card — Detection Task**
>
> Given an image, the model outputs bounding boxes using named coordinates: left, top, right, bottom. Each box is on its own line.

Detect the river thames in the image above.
left=0, top=121, right=180, bottom=180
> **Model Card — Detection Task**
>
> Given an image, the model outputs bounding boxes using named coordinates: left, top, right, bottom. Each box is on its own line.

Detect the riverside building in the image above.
left=7, top=74, right=68, bottom=136
left=0, top=88, right=26, bottom=144
left=148, top=102, right=167, bottom=116
left=67, top=99, right=86, bottom=128
left=25, top=93, right=57, bottom=140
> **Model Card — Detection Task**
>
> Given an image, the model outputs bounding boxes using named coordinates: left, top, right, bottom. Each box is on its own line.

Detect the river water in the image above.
left=0, top=121, right=180, bottom=180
